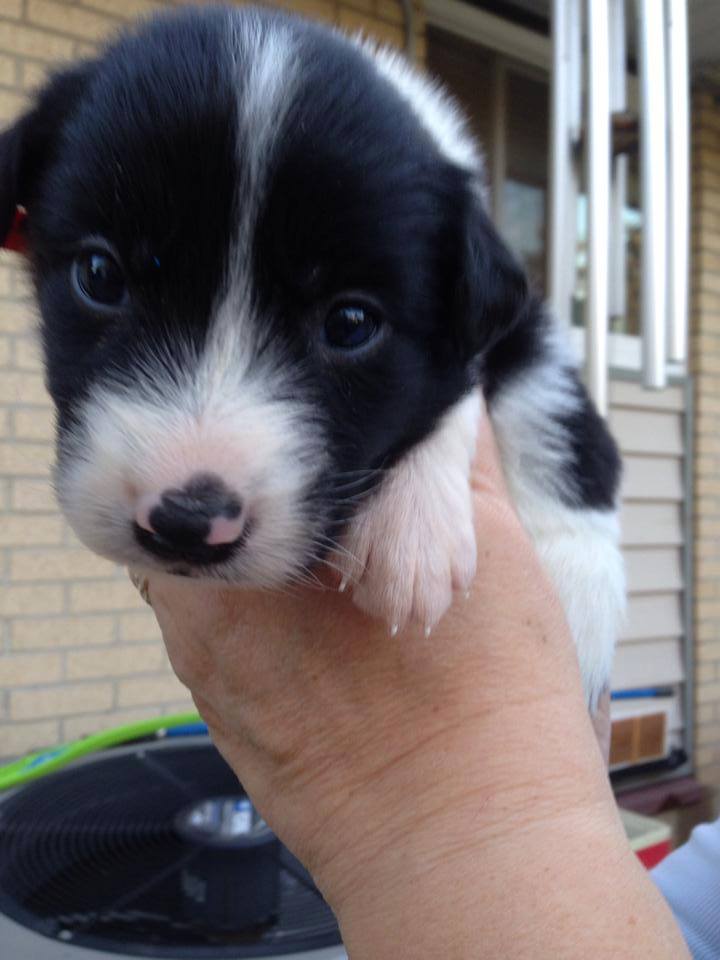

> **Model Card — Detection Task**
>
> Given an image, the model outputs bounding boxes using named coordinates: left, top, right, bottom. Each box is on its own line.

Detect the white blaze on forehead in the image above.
left=226, top=9, right=299, bottom=264
left=355, top=36, right=484, bottom=179
left=212, top=9, right=300, bottom=362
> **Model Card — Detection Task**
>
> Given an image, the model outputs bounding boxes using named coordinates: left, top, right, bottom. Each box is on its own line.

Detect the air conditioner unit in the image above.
left=0, top=738, right=345, bottom=960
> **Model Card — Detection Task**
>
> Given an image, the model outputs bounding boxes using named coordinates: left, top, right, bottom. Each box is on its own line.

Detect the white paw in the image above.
left=335, top=392, right=480, bottom=634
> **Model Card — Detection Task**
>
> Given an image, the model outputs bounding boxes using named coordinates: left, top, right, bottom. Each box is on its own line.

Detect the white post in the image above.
left=609, top=0, right=628, bottom=325
left=637, top=0, right=668, bottom=388
left=665, top=0, right=690, bottom=365
left=586, top=0, right=610, bottom=415
left=549, top=0, right=572, bottom=323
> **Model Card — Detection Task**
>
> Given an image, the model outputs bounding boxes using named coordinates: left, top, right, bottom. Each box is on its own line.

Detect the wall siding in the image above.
left=610, top=380, right=688, bottom=758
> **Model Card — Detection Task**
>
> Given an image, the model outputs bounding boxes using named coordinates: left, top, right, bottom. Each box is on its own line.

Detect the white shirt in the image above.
left=652, top=817, right=720, bottom=959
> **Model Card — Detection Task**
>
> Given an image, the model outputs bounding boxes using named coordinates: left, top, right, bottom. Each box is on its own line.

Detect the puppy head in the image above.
left=0, top=6, right=527, bottom=585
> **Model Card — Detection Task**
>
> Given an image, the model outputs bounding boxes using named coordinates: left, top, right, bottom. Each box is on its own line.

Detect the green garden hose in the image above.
left=0, top=711, right=205, bottom=791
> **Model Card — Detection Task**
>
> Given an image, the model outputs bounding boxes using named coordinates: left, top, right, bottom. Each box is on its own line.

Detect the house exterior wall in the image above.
left=0, top=0, right=425, bottom=760
left=691, top=67, right=720, bottom=786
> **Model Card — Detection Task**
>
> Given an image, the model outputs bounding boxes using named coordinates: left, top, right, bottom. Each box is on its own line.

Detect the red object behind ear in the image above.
left=3, top=207, right=28, bottom=254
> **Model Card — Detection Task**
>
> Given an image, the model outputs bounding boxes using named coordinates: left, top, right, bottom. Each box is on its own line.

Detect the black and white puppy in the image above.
left=0, top=6, right=624, bottom=708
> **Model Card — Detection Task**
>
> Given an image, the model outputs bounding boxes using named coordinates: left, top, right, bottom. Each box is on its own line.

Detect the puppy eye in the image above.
left=324, top=304, right=380, bottom=350
left=72, top=248, right=127, bottom=310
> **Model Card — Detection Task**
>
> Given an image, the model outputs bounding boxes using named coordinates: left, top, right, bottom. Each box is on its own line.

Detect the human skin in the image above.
left=147, top=409, right=689, bottom=959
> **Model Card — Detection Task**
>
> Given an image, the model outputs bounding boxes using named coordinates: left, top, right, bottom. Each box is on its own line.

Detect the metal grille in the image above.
left=0, top=742, right=341, bottom=958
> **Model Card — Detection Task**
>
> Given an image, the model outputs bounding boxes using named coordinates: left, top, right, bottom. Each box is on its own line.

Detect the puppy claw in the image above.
left=424, top=624, right=432, bottom=638
left=390, top=623, right=399, bottom=638
left=338, top=575, right=349, bottom=593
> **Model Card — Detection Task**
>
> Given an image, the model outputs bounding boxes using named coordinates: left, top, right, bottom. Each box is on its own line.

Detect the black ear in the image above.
left=0, top=64, right=93, bottom=247
left=455, top=195, right=530, bottom=357
left=0, top=112, right=30, bottom=246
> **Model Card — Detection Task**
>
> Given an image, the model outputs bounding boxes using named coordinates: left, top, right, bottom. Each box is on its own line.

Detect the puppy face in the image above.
left=0, top=7, right=526, bottom=585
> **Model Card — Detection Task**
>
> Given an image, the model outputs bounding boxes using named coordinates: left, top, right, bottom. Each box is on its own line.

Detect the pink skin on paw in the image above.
left=206, top=514, right=246, bottom=545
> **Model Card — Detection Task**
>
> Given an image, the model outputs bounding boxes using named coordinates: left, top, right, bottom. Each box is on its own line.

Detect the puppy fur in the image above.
left=0, top=6, right=624, bottom=708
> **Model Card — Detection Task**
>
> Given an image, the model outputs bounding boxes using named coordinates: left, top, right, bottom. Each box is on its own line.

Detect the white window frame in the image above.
left=425, top=0, right=684, bottom=379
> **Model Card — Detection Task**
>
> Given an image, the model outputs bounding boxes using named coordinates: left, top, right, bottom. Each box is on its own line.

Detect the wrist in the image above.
left=311, top=685, right=615, bottom=931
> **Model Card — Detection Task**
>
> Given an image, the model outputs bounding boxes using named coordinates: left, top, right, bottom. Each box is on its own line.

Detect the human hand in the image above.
left=144, top=407, right=687, bottom=959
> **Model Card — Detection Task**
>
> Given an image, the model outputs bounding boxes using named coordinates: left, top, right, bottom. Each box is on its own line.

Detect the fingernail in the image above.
left=390, top=624, right=399, bottom=637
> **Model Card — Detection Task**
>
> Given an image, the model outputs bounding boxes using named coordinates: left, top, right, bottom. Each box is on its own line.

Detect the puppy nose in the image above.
left=134, top=473, right=245, bottom=563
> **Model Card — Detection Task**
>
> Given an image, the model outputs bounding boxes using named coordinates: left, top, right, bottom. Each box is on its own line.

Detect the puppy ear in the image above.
left=0, top=64, right=92, bottom=250
left=0, top=115, right=30, bottom=249
left=456, top=195, right=529, bottom=357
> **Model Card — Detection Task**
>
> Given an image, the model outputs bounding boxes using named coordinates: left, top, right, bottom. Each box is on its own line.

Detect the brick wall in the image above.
left=0, top=0, right=425, bottom=759
left=691, top=68, right=720, bottom=785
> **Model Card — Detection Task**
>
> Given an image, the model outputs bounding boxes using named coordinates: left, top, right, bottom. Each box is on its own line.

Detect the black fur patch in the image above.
left=559, top=377, right=622, bottom=510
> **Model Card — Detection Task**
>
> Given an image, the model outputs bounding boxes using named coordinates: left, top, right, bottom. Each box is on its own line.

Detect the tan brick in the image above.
left=0, top=406, right=8, bottom=437
left=66, top=643, right=165, bottom=679
left=80, top=0, right=169, bottom=18
left=697, top=601, right=720, bottom=623
left=10, top=477, right=55, bottom=511
left=13, top=336, right=42, bottom=370
left=696, top=660, right=719, bottom=684
left=27, top=0, right=121, bottom=41
left=337, top=8, right=404, bottom=46
left=0, top=719, right=59, bottom=759
left=1, top=0, right=23, bottom=18
left=0, top=370, right=50, bottom=404
left=697, top=580, right=720, bottom=602
left=19, top=59, right=48, bottom=89
left=376, top=1, right=403, bottom=25
left=117, top=673, right=189, bottom=707
left=698, top=703, right=716, bottom=724
left=11, top=680, right=113, bottom=719
left=282, top=0, right=335, bottom=22
left=0, top=20, right=74, bottom=61
left=0, top=86, right=26, bottom=122
left=0, top=52, right=16, bottom=85
left=695, top=763, right=720, bottom=787
left=339, top=0, right=374, bottom=13
left=696, top=722, right=720, bottom=746
left=0, top=651, right=62, bottom=686
left=12, top=614, right=115, bottom=649
left=0, top=513, right=64, bottom=546
left=0, top=301, right=35, bottom=333
left=10, top=547, right=117, bottom=581
left=696, top=745, right=720, bottom=769
left=119, top=609, right=161, bottom=642
left=697, top=681, right=720, bottom=705
left=0, top=334, right=9, bottom=366
left=0, top=583, right=64, bottom=616
left=12, top=407, right=54, bottom=441
left=696, top=635, right=720, bottom=661
left=0, top=440, right=53, bottom=475
left=73, top=39, right=99, bottom=57
left=70, top=578, right=144, bottom=613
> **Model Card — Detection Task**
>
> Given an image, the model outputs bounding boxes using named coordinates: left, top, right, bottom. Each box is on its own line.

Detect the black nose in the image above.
left=134, top=473, right=244, bottom=565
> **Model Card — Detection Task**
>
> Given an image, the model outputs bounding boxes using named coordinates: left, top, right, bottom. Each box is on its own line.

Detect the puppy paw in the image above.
left=335, top=391, right=480, bottom=634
